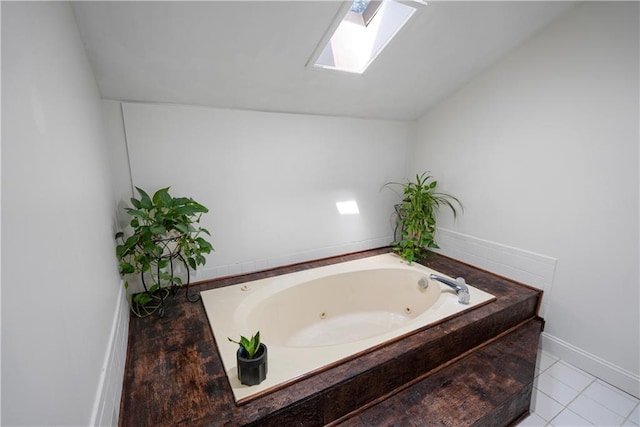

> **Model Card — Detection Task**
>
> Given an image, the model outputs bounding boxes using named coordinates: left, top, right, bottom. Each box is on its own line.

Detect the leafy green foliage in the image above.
left=115, top=187, right=213, bottom=314
left=228, top=331, right=262, bottom=359
left=385, top=172, right=462, bottom=263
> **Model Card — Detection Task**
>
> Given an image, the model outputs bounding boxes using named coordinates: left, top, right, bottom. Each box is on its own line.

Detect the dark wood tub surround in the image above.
left=120, top=248, right=543, bottom=426
left=335, top=318, right=542, bottom=427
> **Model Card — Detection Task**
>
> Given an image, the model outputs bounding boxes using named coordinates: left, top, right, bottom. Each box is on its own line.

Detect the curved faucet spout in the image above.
left=429, top=274, right=470, bottom=304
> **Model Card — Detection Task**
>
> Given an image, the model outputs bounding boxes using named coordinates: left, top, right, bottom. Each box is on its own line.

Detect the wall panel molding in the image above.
left=90, top=284, right=130, bottom=426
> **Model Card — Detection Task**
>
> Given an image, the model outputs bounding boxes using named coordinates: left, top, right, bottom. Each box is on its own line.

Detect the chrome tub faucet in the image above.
left=428, top=274, right=471, bottom=304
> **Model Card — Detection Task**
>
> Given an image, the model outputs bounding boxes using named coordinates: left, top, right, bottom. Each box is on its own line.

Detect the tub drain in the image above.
left=405, top=307, right=412, bottom=314
left=319, top=312, right=327, bottom=319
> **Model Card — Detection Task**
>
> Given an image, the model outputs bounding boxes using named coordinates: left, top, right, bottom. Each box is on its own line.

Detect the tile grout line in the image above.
left=526, top=352, right=640, bottom=427
left=532, top=355, right=640, bottom=426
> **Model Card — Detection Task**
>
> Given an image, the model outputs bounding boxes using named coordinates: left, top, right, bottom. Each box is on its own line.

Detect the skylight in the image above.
left=313, top=0, right=419, bottom=74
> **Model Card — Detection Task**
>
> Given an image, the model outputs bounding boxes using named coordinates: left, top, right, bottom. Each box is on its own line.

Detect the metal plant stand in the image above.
left=137, top=235, right=201, bottom=318
left=394, top=203, right=406, bottom=243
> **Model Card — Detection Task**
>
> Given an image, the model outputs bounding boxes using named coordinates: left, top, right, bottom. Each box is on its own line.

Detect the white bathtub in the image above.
left=201, top=253, right=495, bottom=403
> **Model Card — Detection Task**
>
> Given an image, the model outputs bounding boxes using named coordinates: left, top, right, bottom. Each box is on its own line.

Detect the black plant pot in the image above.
left=237, top=343, right=268, bottom=386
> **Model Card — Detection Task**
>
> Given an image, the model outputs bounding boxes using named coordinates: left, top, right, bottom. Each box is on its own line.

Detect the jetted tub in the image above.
left=201, top=253, right=495, bottom=403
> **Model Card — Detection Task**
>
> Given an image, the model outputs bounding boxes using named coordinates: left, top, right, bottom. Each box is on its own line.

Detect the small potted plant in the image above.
left=228, top=331, right=268, bottom=386
left=116, top=186, right=213, bottom=317
left=384, top=172, right=462, bottom=263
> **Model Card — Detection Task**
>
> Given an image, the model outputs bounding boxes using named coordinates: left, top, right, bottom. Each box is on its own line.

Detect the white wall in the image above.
left=409, top=2, right=639, bottom=396
left=102, top=100, right=135, bottom=229
left=120, top=102, right=410, bottom=280
left=2, top=2, right=125, bottom=425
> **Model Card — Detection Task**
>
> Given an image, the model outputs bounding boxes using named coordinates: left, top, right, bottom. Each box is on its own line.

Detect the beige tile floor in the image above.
left=518, top=351, right=639, bottom=426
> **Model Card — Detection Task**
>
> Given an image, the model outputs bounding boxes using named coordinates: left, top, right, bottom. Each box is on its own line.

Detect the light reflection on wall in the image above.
left=336, top=200, right=360, bottom=215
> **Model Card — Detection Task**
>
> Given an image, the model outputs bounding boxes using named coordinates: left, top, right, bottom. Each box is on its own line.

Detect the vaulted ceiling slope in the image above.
left=72, top=1, right=576, bottom=121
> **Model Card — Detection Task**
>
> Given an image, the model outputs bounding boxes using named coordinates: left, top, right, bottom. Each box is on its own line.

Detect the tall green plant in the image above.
left=116, top=187, right=213, bottom=315
left=385, top=173, right=462, bottom=263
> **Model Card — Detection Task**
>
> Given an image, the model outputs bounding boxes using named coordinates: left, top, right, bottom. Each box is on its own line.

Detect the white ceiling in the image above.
left=72, top=1, right=576, bottom=121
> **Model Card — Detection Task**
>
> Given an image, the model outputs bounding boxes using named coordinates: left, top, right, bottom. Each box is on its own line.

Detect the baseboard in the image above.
left=540, top=332, right=640, bottom=399
left=90, top=283, right=130, bottom=426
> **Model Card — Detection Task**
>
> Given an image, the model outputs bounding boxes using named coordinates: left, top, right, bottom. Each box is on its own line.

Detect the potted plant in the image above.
left=384, top=172, right=462, bottom=264
left=228, top=331, right=268, bottom=386
left=115, top=187, right=213, bottom=317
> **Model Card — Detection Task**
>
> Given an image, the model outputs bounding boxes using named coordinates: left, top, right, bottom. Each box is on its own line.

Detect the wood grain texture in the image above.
left=120, top=248, right=542, bottom=426
left=335, top=319, right=542, bottom=427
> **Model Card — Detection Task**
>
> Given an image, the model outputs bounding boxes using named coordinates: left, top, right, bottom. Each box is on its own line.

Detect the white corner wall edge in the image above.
left=90, top=282, right=130, bottom=426
left=540, top=333, right=640, bottom=399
